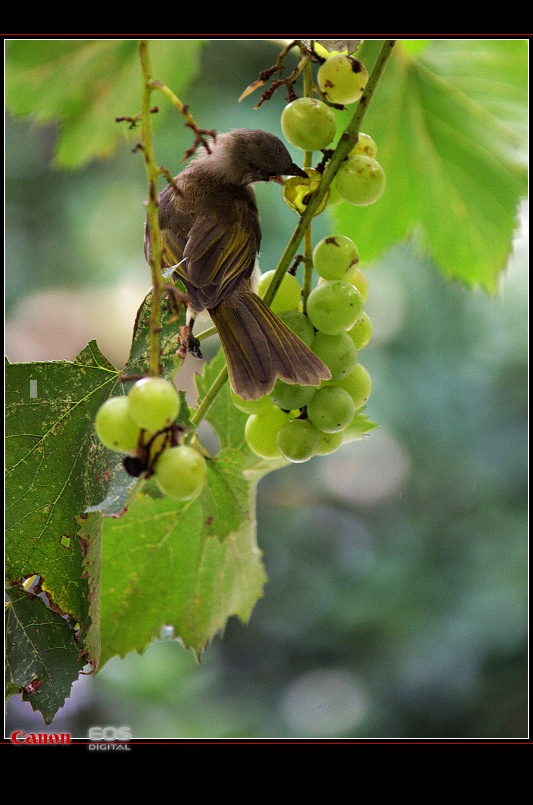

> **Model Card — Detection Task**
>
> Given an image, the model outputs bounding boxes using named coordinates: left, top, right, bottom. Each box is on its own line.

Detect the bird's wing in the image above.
left=181, top=217, right=257, bottom=308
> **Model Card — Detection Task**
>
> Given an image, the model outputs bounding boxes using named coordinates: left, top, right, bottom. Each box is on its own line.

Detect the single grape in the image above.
left=231, top=389, right=273, bottom=414
left=347, top=267, right=369, bottom=302
left=317, top=54, right=369, bottom=105
left=349, top=132, right=378, bottom=158
left=244, top=406, right=294, bottom=460
left=347, top=312, right=373, bottom=350
left=283, top=168, right=329, bottom=217
left=326, top=180, right=344, bottom=207
left=277, top=418, right=320, bottom=463
left=333, top=363, right=372, bottom=409
left=316, top=429, right=344, bottom=456
left=278, top=310, right=316, bottom=347
left=306, top=279, right=363, bottom=334
left=312, top=331, right=358, bottom=381
left=127, top=376, right=180, bottom=432
left=281, top=97, right=337, bottom=152
left=257, top=269, right=301, bottom=313
left=95, top=396, right=142, bottom=452
left=313, top=235, right=359, bottom=281
left=335, top=154, right=386, bottom=206
left=154, top=445, right=207, bottom=501
left=270, top=378, right=317, bottom=411
left=307, top=385, right=356, bottom=433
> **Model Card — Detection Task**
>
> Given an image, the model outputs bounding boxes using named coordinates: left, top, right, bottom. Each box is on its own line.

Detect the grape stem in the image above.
left=189, top=364, right=229, bottom=431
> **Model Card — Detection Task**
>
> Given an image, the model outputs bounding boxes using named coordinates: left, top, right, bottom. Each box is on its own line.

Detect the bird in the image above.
left=145, top=128, right=331, bottom=400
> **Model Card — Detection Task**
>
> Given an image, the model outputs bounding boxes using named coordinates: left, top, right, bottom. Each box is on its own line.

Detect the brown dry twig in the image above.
left=239, top=39, right=312, bottom=108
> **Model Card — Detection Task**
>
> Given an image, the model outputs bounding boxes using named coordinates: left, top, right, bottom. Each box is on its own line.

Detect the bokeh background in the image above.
left=5, top=39, right=528, bottom=740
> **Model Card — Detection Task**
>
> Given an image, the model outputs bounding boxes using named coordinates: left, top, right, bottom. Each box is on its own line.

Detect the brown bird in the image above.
left=145, top=128, right=331, bottom=400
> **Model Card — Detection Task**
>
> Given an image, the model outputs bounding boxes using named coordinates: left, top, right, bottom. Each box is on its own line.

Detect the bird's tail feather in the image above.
left=209, top=291, right=331, bottom=400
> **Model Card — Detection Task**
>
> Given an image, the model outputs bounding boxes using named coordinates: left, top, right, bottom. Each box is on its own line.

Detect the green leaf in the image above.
left=5, top=342, right=120, bottom=634
left=5, top=39, right=204, bottom=168
left=343, top=413, right=379, bottom=444
left=99, top=482, right=267, bottom=664
left=5, top=586, right=86, bottom=724
left=332, top=39, right=528, bottom=291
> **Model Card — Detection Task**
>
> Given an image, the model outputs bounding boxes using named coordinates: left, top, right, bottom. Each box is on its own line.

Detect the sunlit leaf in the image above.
left=332, top=39, right=528, bottom=291
left=5, top=39, right=204, bottom=168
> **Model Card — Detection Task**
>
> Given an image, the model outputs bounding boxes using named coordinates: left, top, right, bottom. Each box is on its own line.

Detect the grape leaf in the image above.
left=5, top=586, right=86, bottom=724
left=4, top=39, right=204, bottom=168
left=5, top=342, right=120, bottom=633
left=333, top=39, right=528, bottom=291
left=98, top=481, right=267, bottom=663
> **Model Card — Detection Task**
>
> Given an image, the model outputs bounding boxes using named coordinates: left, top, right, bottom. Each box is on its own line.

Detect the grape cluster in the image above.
left=239, top=232, right=373, bottom=464
left=95, top=376, right=207, bottom=502
left=238, top=50, right=383, bottom=465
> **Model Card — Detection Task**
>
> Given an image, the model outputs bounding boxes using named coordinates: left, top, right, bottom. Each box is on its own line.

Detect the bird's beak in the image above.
left=289, top=163, right=309, bottom=178
left=269, top=165, right=308, bottom=184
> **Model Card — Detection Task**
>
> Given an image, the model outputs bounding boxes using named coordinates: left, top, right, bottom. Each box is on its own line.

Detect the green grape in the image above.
left=95, top=396, right=142, bottom=452
left=270, top=378, right=317, bottom=411
left=335, top=154, right=386, bottom=206
left=231, top=389, right=273, bottom=414
left=306, top=279, right=363, bottom=334
left=245, top=406, right=294, bottom=460
left=347, top=312, right=373, bottom=350
left=349, top=132, right=378, bottom=158
left=257, top=269, right=301, bottom=313
left=307, top=386, right=356, bottom=433
left=334, top=363, right=372, bottom=409
left=281, top=97, right=337, bottom=152
left=278, top=310, right=316, bottom=346
left=347, top=267, right=369, bottom=302
left=313, top=235, right=359, bottom=281
left=312, top=331, right=358, bottom=381
left=316, top=429, right=344, bottom=456
left=326, top=180, right=344, bottom=207
left=317, top=54, right=369, bottom=105
left=154, top=445, right=207, bottom=501
left=277, top=418, right=320, bottom=463
left=127, top=376, right=180, bottom=432
left=283, top=168, right=329, bottom=217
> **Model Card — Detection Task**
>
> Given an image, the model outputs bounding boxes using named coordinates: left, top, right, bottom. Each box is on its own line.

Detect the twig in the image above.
left=148, top=80, right=217, bottom=159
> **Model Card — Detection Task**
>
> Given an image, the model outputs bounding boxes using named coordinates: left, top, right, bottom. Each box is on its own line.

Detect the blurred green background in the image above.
left=5, top=39, right=528, bottom=740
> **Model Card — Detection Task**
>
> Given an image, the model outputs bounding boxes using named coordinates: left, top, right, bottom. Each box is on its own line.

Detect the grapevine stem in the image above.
left=190, top=364, right=229, bottom=429
left=138, top=40, right=164, bottom=377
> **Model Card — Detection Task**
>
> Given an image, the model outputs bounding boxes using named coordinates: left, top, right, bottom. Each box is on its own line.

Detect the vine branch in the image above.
left=138, top=40, right=165, bottom=377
